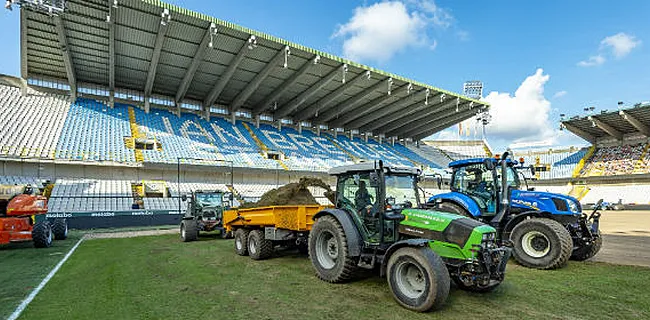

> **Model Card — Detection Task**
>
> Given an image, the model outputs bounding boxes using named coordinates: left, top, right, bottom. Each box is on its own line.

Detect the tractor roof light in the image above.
left=519, top=157, right=525, bottom=164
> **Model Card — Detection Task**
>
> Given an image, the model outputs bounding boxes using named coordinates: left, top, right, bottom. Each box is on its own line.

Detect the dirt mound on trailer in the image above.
left=239, top=177, right=336, bottom=209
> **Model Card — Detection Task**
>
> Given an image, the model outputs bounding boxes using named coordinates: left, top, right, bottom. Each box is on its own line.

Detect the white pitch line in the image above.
left=8, top=238, right=84, bottom=320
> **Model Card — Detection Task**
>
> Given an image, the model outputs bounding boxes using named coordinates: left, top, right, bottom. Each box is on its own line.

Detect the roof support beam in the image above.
left=619, top=110, right=650, bottom=137
left=107, top=3, right=116, bottom=96
left=315, top=77, right=391, bottom=123
left=53, top=16, right=76, bottom=99
left=293, top=70, right=371, bottom=121
left=363, top=94, right=458, bottom=133
left=395, top=102, right=474, bottom=138
left=20, top=8, right=28, bottom=80
left=230, top=46, right=289, bottom=112
left=335, top=85, right=411, bottom=129
left=252, top=54, right=320, bottom=116
left=144, top=9, right=171, bottom=97
left=562, top=122, right=596, bottom=144
left=408, top=107, right=477, bottom=140
left=354, top=90, right=428, bottom=132
left=204, top=35, right=256, bottom=108
left=588, top=116, right=623, bottom=140
left=274, top=63, right=347, bottom=119
left=176, top=23, right=214, bottom=104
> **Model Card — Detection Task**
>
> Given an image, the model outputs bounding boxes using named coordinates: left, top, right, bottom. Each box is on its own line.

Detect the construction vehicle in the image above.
left=179, top=190, right=232, bottom=242
left=428, top=152, right=602, bottom=270
left=224, top=161, right=510, bottom=312
left=1, top=183, right=68, bottom=248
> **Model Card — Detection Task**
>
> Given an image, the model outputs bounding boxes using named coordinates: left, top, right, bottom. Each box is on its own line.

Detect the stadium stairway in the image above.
left=568, top=184, right=590, bottom=201
left=633, top=144, right=650, bottom=174
left=573, top=146, right=595, bottom=178
left=241, top=122, right=289, bottom=170
left=127, top=106, right=145, bottom=162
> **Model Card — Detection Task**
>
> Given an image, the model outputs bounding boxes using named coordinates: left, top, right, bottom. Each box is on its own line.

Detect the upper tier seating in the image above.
left=581, top=143, right=648, bottom=177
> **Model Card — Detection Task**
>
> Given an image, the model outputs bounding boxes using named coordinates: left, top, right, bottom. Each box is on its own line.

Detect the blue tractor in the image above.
left=428, top=152, right=602, bottom=269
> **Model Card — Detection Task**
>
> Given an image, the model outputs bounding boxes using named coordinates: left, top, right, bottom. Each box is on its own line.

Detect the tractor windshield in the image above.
left=385, top=174, right=418, bottom=207
left=499, top=166, right=521, bottom=189
left=195, top=193, right=223, bottom=208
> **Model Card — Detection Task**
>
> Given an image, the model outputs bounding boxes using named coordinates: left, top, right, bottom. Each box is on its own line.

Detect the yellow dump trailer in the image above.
left=223, top=205, right=331, bottom=260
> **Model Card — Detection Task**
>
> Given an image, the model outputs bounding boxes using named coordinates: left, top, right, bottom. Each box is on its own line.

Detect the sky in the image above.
left=1, top=0, right=649, bottom=151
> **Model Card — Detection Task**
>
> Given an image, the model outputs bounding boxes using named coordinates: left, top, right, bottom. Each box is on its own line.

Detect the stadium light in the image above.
left=161, top=8, right=170, bottom=26
left=208, top=23, right=218, bottom=48
left=5, top=0, right=12, bottom=10
left=247, top=35, right=257, bottom=50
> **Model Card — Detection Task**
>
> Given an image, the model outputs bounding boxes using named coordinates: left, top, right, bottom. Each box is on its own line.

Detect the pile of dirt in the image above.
left=239, top=177, right=336, bottom=209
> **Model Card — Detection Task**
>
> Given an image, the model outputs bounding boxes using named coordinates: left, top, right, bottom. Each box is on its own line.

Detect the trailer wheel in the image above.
left=180, top=220, right=198, bottom=242
left=52, top=218, right=68, bottom=240
left=32, top=221, right=53, bottom=248
left=387, top=247, right=450, bottom=312
left=308, top=215, right=357, bottom=283
left=248, top=230, right=273, bottom=260
left=510, top=218, right=572, bottom=269
left=571, top=236, right=603, bottom=261
left=234, top=229, right=250, bottom=256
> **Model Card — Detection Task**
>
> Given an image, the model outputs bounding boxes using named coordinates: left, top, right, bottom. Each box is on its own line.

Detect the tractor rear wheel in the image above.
left=571, top=236, right=603, bottom=261
left=308, top=215, right=357, bottom=283
left=248, top=229, right=273, bottom=260
left=435, top=202, right=472, bottom=218
left=52, top=218, right=68, bottom=240
left=180, top=220, right=198, bottom=242
left=510, top=218, right=572, bottom=269
left=234, top=229, right=250, bottom=256
left=32, top=221, right=53, bottom=248
left=387, top=247, right=450, bottom=312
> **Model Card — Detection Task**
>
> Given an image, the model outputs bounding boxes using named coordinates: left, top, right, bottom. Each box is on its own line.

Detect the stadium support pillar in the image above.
left=316, top=126, right=321, bottom=136
left=255, top=115, right=260, bottom=129
left=333, top=130, right=337, bottom=138
left=277, top=120, right=282, bottom=131
left=144, top=100, right=150, bottom=114
left=230, top=112, right=236, bottom=125
left=203, top=105, right=210, bottom=121
left=364, top=134, right=368, bottom=143
left=109, top=92, right=115, bottom=109
left=588, top=116, right=623, bottom=141
left=175, top=102, right=181, bottom=117
left=253, top=54, right=321, bottom=116
left=297, top=121, right=302, bottom=134
left=391, top=137, right=396, bottom=146
left=20, top=78, right=27, bottom=97
left=274, top=63, right=347, bottom=119
left=349, top=131, right=353, bottom=140
left=378, top=135, right=383, bottom=144
left=619, top=110, right=650, bottom=137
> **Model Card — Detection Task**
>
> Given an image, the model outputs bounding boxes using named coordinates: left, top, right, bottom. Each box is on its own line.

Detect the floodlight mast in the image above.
left=5, top=0, right=66, bottom=14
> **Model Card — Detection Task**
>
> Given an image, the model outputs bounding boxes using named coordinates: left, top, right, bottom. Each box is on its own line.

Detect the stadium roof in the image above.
left=19, top=0, right=487, bottom=141
left=561, top=103, right=650, bottom=143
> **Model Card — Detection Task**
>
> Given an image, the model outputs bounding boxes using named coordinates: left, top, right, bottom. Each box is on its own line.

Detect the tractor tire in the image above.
left=510, top=218, right=572, bottom=269
left=309, top=215, right=357, bottom=283
left=180, top=220, right=198, bottom=242
left=571, top=236, right=603, bottom=261
left=32, top=221, right=53, bottom=248
left=248, top=229, right=273, bottom=260
left=435, top=202, right=472, bottom=218
left=387, top=247, right=450, bottom=312
left=52, top=218, right=68, bottom=240
left=234, top=229, right=250, bottom=256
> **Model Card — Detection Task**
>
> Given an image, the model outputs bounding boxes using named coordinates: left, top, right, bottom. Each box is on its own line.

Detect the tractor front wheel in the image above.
left=308, top=215, right=357, bottom=283
left=52, top=218, right=68, bottom=240
left=180, top=220, right=198, bottom=242
left=32, top=221, right=53, bottom=248
left=571, top=236, right=603, bottom=261
left=234, top=229, right=250, bottom=256
left=510, top=218, right=572, bottom=269
left=387, top=247, right=450, bottom=312
left=248, top=229, right=273, bottom=260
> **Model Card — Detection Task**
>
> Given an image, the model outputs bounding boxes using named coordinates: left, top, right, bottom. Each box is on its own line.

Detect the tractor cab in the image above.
left=330, top=162, right=421, bottom=246
left=448, top=158, right=523, bottom=217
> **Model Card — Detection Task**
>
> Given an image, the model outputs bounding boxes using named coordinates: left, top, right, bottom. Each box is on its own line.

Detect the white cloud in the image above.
left=553, top=90, right=567, bottom=99
left=334, top=1, right=455, bottom=63
left=601, top=32, right=641, bottom=58
left=577, top=55, right=605, bottom=67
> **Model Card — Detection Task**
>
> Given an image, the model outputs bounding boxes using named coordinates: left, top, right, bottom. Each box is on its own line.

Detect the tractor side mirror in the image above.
left=369, top=172, right=380, bottom=187
left=181, top=194, right=187, bottom=202
left=436, top=176, right=442, bottom=189
left=483, top=159, right=495, bottom=170
left=529, top=165, right=536, bottom=175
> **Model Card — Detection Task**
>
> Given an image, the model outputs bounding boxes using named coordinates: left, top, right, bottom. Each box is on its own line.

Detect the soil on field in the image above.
left=239, top=177, right=336, bottom=209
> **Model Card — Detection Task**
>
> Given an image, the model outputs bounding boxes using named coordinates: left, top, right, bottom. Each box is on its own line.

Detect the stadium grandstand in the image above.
left=0, top=0, right=491, bottom=227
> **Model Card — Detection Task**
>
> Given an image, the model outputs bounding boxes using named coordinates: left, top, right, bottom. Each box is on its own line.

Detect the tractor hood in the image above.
left=510, top=189, right=581, bottom=215
left=398, top=209, right=496, bottom=249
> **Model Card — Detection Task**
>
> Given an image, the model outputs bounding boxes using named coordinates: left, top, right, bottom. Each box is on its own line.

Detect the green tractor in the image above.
left=179, top=190, right=232, bottom=242
left=308, top=161, right=511, bottom=312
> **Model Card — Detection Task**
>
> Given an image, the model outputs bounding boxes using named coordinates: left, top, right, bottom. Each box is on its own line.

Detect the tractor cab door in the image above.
left=336, top=172, right=382, bottom=244
left=452, top=164, right=497, bottom=215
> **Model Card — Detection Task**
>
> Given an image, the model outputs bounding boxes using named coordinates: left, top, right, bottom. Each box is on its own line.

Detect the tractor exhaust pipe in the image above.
left=491, top=151, right=510, bottom=227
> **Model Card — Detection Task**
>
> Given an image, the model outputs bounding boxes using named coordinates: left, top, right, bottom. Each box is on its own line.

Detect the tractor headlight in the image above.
left=568, top=200, right=579, bottom=213
left=482, top=232, right=496, bottom=242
